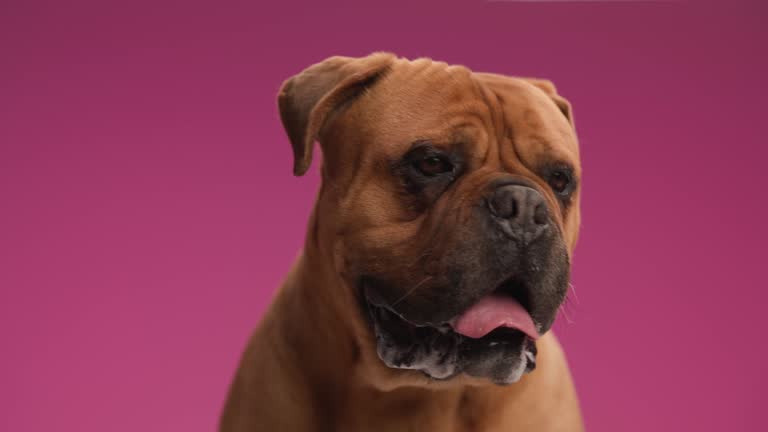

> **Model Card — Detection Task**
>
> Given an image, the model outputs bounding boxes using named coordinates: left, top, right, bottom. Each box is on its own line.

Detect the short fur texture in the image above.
left=220, top=53, right=584, bottom=432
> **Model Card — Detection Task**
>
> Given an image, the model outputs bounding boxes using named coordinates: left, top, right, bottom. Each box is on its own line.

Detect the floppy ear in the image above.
left=523, top=78, right=575, bottom=129
left=278, top=52, right=396, bottom=176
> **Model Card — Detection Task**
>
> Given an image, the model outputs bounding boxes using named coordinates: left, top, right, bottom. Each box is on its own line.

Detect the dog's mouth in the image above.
left=362, top=277, right=540, bottom=385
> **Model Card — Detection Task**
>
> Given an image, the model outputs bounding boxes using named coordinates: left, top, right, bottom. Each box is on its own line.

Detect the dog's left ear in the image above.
left=523, top=78, right=575, bottom=129
left=278, top=52, right=396, bottom=176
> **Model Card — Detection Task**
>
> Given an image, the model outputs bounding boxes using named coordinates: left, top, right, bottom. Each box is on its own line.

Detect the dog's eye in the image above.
left=414, top=156, right=453, bottom=177
left=548, top=169, right=572, bottom=195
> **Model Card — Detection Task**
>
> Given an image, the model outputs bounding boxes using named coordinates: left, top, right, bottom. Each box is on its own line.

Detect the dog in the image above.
left=220, top=52, right=584, bottom=431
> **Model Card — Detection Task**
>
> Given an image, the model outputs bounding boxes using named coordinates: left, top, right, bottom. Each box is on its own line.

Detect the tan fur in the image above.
left=221, top=53, right=584, bottom=431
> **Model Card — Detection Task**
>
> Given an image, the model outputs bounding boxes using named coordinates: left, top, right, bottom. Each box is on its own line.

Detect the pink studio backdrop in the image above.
left=2, top=1, right=766, bottom=431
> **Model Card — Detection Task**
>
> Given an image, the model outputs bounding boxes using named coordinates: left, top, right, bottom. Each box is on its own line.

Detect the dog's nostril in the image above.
left=487, top=185, right=550, bottom=242
left=533, top=202, right=548, bottom=226
left=489, top=189, right=518, bottom=219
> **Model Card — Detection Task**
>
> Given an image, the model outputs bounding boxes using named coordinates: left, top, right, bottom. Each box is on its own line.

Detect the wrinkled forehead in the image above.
left=474, top=72, right=579, bottom=164
left=350, top=58, right=579, bottom=169
left=350, top=58, right=492, bottom=152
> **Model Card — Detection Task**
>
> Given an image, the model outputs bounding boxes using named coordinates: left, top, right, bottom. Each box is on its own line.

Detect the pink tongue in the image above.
left=453, top=293, right=539, bottom=340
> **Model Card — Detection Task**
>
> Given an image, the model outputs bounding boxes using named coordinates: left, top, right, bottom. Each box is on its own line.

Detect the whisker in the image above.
left=568, top=282, right=580, bottom=305
left=406, top=249, right=433, bottom=270
left=558, top=302, right=574, bottom=324
left=390, top=275, right=433, bottom=308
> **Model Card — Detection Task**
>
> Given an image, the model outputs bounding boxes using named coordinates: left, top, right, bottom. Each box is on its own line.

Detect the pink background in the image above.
left=2, top=1, right=766, bottom=430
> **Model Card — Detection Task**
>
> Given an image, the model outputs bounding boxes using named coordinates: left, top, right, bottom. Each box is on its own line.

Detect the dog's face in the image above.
left=279, top=53, right=580, bottom=386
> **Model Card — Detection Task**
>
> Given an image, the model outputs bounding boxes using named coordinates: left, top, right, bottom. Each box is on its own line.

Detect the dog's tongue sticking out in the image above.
left=453, top=293, right=539, bottom=340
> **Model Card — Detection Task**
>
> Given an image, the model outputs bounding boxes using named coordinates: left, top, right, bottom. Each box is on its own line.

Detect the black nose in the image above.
left=488, top=185, right=550, bottom=243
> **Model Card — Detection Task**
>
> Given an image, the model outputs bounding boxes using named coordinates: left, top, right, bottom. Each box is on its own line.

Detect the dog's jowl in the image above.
left=221, top=53, right=584, bottom=432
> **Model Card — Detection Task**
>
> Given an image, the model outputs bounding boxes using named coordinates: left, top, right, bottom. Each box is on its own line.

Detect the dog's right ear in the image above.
left=278, top=52, right=396, bottom=176
left=522, top=78, right=575, bottom=130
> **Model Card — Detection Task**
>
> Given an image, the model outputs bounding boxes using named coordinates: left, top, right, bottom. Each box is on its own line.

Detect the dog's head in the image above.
left=278, top=53, right=580, bottom=386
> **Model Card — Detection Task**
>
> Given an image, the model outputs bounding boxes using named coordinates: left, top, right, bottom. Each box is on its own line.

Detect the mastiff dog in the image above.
left=221, top=52, right=584, bottom=431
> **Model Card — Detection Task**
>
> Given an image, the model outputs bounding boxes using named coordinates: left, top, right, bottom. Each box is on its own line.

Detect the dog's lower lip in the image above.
left=369, top=300, right=453, bottom=329
left=362, top=282, right=540, bottom=383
